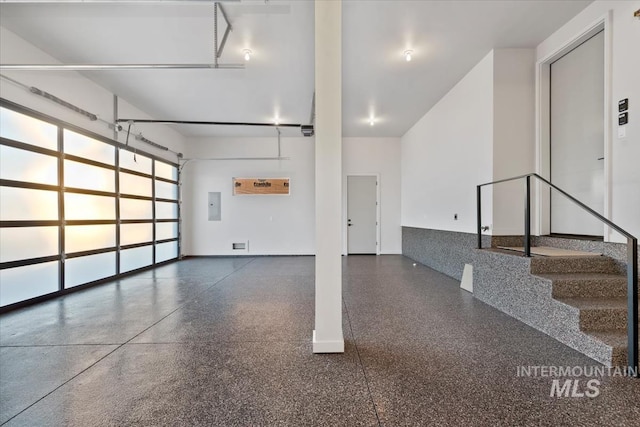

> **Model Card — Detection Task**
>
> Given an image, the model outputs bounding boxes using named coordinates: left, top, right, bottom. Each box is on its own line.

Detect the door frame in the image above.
left=343, top=173, right=381, bottom=256
left=535, top=11, right=612, bottom=241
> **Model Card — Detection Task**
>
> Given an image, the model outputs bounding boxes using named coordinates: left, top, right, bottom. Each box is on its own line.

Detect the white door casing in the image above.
left=535, top=13, right=612, bottom=240
left=550, top=30, right=604, bottom=236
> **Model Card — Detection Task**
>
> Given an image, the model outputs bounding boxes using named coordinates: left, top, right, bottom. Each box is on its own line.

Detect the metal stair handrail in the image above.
left=477, top=172, right=638, bottom=375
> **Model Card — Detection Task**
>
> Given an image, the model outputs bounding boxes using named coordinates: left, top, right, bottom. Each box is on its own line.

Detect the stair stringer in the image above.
left=471, top=249, right=618, bottom=366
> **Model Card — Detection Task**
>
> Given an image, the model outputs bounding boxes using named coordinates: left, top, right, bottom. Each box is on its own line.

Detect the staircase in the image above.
left=474, top=173, right=637, bottom=369
left=472, top=243, right=638, bottom=367
left=530, top=254, right=635, bottom=367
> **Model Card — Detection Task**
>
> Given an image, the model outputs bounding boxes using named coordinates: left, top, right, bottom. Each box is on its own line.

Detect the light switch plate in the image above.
left=618, top=126, right=627, bottom=139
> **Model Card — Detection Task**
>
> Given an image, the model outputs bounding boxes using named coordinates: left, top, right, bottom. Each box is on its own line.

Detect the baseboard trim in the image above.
left=312, top=330, right=344, bottom=353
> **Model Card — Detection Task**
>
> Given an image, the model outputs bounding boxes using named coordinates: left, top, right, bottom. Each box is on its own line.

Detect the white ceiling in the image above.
left=0, top=0, right=592, bottom=138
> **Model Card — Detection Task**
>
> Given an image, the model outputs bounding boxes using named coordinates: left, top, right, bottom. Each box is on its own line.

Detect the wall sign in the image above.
left=233, top=178, right=290, bottom=195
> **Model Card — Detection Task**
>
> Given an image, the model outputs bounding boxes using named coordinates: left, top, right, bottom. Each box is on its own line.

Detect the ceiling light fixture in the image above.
left=369, top=117, right=375, bottom=126
left=274, top=117, right=280, bottom=126
left=404, top=50, right=413, bottom=62
left=243, top=49, right=252, bottom=61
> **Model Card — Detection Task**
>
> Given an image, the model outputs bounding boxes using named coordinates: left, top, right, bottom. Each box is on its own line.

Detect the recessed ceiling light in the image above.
left=369, top=117, right=375, bottom=126
left=404, top=50, right=413, bottom=62
left=274, top=117, right=280, bottom=126
left=243, top=49, right=252, bottom=61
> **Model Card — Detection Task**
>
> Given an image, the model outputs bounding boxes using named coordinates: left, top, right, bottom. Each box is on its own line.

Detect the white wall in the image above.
left=343, top=137, right=402, bottom=254
left=401, top=49, right=537, bottom=236
left=536, top=1, right=640, bottom=242
left=183, top=136, right=403, bottom=256
left=0, top=26, right=186, bottom=162
left=492, top=49, right=536, bottom=235
left=401, top=51, right=495, bottom=233
left=182, top=137, right=316, bottom=256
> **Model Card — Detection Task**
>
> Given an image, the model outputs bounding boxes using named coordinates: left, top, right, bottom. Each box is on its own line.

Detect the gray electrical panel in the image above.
left=208, top=192, right=221, bottom=221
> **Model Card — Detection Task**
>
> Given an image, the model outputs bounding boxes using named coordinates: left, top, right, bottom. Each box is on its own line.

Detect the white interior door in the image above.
left=550, top=30, right=604, bottom=237
left=347, top=176, right=377, bottom=254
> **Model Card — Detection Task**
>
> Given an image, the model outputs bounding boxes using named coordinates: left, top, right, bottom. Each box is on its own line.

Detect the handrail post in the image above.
left=524, top=175, right=531, bottom=257
left=628, top=238, right=638, bottom=376
left=477, top=185, right=482, bottom=249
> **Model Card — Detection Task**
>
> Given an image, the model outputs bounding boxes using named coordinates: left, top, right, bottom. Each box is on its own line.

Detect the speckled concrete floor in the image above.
left=1, top=255, right=638, bottom=426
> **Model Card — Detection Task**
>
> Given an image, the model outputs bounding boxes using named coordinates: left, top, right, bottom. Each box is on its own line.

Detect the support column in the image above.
left=313, top=0, right=344, bottom=353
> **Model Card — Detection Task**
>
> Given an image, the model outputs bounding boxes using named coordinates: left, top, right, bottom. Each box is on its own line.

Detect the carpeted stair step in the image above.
left=530, top=256, right=621, bottom=275
left=535, top=273, right=628, bottom=298
left=556, top=297, right=639, bottom=332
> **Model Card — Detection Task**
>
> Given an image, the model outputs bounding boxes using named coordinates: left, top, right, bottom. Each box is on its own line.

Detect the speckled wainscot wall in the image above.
left=401, top=226, right=521, bottom=280
left=402, top=227, right=639, bottom=281
left=402, top=227, right=482, bottom=280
